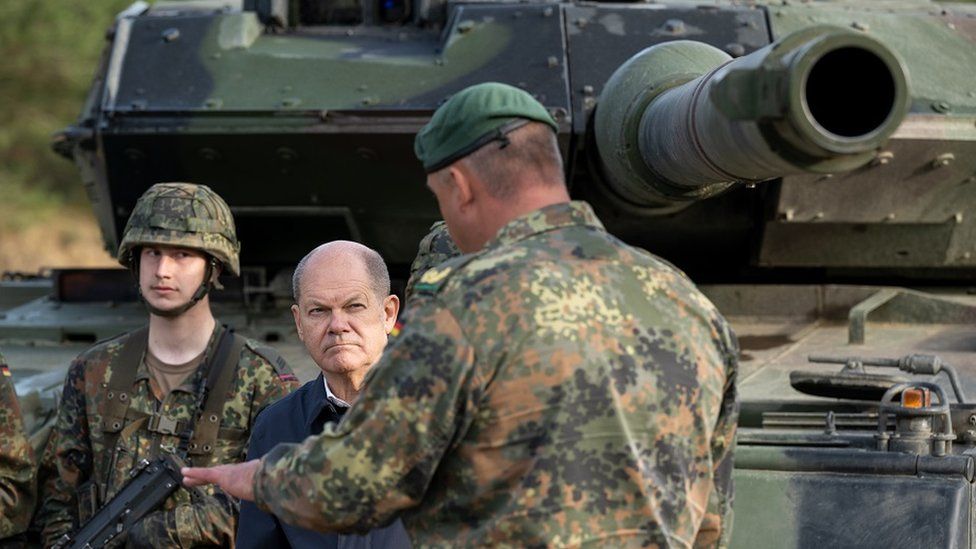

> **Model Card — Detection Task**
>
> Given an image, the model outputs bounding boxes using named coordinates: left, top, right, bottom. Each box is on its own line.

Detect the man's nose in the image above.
left=327, top=311, right=351, bottom=334
left=154, top=254, right=174, bottom=278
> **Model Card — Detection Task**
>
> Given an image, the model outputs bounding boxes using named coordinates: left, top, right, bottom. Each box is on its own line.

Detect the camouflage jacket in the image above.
left=404, top=220, right=460, bottom=302
left=42, top=325, right=298, bottom=547
left=254, top=201, right=739, bottom=547
left=0, top=351, right=35, bottom=539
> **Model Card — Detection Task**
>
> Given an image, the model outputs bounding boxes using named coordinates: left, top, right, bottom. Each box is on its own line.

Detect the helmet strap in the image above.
left=134, top=256, right=218, bottom=318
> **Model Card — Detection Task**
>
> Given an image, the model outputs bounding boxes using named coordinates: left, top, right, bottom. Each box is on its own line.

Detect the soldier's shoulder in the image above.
left=240, top=337, right=297, bottom=379
left=75, top=330, right=135, bottom=365
left=410, top=252, right=478, bottom=297
left=611, top=235, right=702, bottom=289
left=252, top=381, right=305, bottom=426
left=413, top=236, right=571, bottom=301
left=59, top=330, right=136, bottom=387
left=618, top=240, right=736, bottom=351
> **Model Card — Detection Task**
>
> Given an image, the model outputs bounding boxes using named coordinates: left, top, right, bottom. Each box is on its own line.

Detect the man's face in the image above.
left=291, top=254, right=398, bottom=377
left=139, top=245, right=209, bottom=313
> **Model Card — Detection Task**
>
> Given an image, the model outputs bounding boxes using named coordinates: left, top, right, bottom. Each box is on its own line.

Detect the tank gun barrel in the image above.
left=594, top=26, right=910, bottom=208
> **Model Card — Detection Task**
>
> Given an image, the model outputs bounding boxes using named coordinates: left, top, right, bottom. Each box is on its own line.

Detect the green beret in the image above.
left=414, top=82, right=558, bottom=173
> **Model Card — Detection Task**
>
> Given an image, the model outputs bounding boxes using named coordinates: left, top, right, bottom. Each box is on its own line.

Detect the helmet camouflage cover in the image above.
left=117, top=183, right=241, bottom=276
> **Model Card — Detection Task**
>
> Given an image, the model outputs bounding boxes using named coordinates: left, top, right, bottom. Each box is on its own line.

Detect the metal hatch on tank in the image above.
left=2, top=0, right=976, bottom=546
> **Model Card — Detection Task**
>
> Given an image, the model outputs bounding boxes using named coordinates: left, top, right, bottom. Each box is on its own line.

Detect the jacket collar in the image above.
left=483, top=201, right=603, bottom=251
left=304, top=373, right=343, bottom=432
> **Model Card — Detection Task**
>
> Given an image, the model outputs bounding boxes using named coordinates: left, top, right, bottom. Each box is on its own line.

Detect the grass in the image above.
left=0, top=0, right=129, bottom=270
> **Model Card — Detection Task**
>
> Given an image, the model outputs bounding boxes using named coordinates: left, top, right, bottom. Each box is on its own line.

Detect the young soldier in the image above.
left=41, top=183, right=299, bottom=547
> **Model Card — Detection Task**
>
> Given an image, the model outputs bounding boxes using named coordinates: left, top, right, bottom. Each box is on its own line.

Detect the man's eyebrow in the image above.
left=342, top=291, right=370, bottom=306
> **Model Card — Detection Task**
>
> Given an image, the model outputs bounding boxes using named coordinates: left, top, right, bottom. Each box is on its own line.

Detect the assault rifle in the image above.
left=53, top=454, right=184, bottom=549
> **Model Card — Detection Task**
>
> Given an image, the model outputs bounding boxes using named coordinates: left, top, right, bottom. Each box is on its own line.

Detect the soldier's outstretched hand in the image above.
left=182, top=459, right=260, bottom=501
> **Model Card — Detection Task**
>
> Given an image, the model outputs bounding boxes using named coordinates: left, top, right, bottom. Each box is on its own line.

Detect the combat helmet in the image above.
left=118, top=182, right=241, bottom=316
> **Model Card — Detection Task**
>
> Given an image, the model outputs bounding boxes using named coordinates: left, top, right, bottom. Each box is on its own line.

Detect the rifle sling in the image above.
left=186, top=330, right=244, bottom=457
left=101, top=326, right=149, bottom=437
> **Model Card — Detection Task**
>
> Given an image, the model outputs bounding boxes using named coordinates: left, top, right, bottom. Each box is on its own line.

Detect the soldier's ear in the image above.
left=448, top=165, right=476, bottom=211
left=291, top=304, right=304, bottom=341
left=209, top=258, right=223, bottom=288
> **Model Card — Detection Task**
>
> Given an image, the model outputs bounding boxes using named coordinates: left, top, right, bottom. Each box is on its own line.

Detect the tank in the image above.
left=4, top=0, right=976, bottom=546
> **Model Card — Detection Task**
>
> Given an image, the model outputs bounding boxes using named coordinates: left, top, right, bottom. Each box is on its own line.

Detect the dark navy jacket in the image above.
left=237, top=374, right=411, bottom=549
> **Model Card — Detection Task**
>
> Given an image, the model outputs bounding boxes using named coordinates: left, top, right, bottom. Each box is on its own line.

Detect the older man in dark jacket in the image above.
left=236, top=241, right=410, bottom=548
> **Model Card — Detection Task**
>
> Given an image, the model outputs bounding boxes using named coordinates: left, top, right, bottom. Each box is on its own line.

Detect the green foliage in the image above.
left=0, top=0, right=130, bottom=228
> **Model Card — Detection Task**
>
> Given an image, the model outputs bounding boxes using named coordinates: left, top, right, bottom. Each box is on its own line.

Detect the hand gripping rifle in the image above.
left=52, top=455, right=185, bottom=549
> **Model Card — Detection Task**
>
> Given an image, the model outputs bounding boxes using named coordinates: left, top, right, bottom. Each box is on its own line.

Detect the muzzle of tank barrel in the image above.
left=593, top=25, right=910, bottom=209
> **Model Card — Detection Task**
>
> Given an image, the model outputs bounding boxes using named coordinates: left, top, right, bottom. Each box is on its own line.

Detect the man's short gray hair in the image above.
left=292, top=242, right=391, bottom=303
left=460, top=121, right=565, bottom=199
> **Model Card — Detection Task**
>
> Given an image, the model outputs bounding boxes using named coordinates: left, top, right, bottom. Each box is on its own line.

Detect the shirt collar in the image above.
left=303, top=374, right=335, bottom=432
left=134, top=323, right=220, bottom=394
left=483, top=201, right=604, bottom=251
left=323, top=376, right=351, bottom=409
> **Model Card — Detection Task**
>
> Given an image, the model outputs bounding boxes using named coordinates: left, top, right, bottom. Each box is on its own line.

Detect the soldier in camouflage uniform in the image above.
left=41, top=183, right=298, bottom=547
left=184, top=83, right=739, bottom=547
left=404, top=221, right=460, bottom=302
left=0, top=351, right=35, bottom=539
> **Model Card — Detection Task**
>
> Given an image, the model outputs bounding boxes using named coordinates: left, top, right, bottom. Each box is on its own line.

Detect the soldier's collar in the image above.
left=135, top=323, right=222, bottom=392
left=484, top=201, right=604, bottom=250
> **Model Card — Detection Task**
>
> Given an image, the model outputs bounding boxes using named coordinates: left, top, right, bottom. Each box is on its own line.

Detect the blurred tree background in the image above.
left=0, top=0, right=130, bottom=271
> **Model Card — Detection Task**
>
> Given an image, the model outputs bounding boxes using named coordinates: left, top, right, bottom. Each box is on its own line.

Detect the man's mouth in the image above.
left=325, top=342, right=358, bottom=351
left=152, top=286, right=176, bottom=293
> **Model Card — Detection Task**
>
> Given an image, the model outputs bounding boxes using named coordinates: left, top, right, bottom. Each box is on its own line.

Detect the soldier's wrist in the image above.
left=252, top=457, right=269, bottom=510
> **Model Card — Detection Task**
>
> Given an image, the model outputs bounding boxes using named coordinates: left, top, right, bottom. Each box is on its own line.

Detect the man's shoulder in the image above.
left=57, top=329, right=142, bottom=402
left=408, top=251, right=476, bottom=298
left=411, top=221, right=693, bottom=305
left=237, top=337, right=297, bottom=380
left=71, top=329, right=140, bottom=373
left=439, top=224, right=624, bottom=293
left=249, top=378, right=318, bottom=451
left=413, top=235, right=549, bottom=297
left=254, top=378, right=314, bottom=422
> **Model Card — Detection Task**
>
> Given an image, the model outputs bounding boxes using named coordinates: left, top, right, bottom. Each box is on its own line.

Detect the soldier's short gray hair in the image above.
left=460, top=122, right=565, bottom=199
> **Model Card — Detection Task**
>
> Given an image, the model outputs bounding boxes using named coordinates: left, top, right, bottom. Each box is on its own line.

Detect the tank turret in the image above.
left=594, top=25, right=909, bottom=208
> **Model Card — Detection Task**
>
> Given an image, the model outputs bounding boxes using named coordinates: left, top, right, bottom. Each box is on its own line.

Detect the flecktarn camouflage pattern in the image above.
left=117, top=183, right=242, bottom=276
left=253, top=201, right=738, bottom=547
left=40, top=328, right=297, bottom=546
left=0, top=351, right=35, bottom=539
left=404, top=220, right=461, bottom=302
